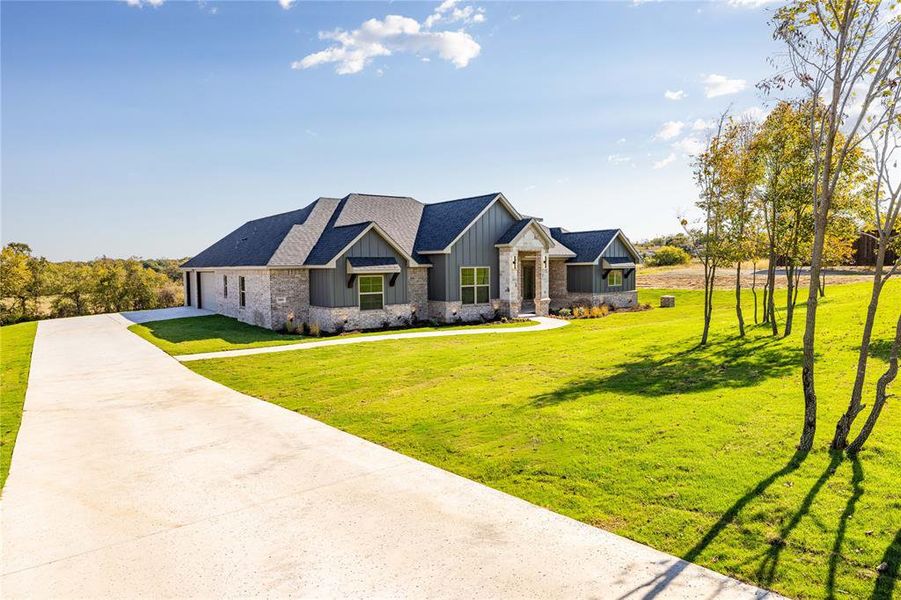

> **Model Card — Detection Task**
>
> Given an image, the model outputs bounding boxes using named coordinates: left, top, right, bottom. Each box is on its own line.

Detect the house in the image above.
left=180, top=193, right=640, bottom=332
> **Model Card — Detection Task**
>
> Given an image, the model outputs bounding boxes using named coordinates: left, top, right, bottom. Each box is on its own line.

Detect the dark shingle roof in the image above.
left=303, top=197, right=371, bottom=266
left=603, top=256, right=634, bottom=266
left=182, top=202, right=319, bottom=268
left=496, top=219, right=531, bottom=244
left=413, top=193, right=499, bottom=255
left=347, top=257, right=398, bottom=267
left=548, top=228, right=619, bottom=263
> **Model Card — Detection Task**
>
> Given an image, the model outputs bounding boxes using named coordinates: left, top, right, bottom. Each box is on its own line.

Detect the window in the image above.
left=359, top=275, right=384, bottom=311
left=223, top=275, right=228, bottom=298
left=239, top=276, right=246, bottom=307
left=461, top=267, right=489, bottom=305
left=608, top=270, right=623, bottom=287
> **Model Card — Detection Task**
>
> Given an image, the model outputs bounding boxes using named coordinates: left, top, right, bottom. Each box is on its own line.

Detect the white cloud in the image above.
left=702, top=73, right=747, bottom=98
left=664, top=89, right=686, bottom=101
left=655, top=120, right=685, bottom=141
left=616, top=137, right=627, bottom=144
left=424, top=0, right=486, bottom=29
left=523, top=184, right=537, bottom=191
left=673, top=136, right=705, bottom=155
left=294, top=7, right=483, bottom=74
left=607, top=154, right=632, bottom=165
left=691, top=118, right=710, bottom=131
left=653, top=153, right=676, bottom=169
left=278, top=0, right=294, bottom=9
left=727, top=0, right=780, bottom=7
left=124, top=0, right=164, bottom=6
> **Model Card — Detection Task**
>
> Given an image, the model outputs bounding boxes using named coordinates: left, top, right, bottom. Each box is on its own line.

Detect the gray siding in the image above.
left=309, top=229, right=408, bottom=307
left=567, top=265, right=594, bottom=293
left=595, top=235, right=637, bottom=293
left=429, top=201, right=516, bottom=301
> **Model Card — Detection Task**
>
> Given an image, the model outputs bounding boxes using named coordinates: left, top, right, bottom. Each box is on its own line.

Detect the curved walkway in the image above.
left=1, top=312, right=780, bottom=598
left=176, top=316, right=570, bottom=362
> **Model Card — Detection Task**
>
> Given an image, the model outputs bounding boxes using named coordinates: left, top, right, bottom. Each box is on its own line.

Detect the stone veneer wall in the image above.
left=408, top=266, right=429, bottom=321
left=427, top=299, right=501, bottom=323
left=217, top=269, right=273, bottom=329
left=310, top=303, right=416, bottom=333
left=269, top=269, right=309, bottom=331
left=558, top=290, right=638, bottom=309
left=549, top=259, right=568, bottom=310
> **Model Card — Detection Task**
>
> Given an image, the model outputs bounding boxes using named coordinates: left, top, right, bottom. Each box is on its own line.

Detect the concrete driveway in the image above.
left=1, top=311, right=779, bottom=599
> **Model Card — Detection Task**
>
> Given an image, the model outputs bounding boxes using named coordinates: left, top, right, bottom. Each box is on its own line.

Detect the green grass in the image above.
left=1, top=321, right=38, bottom=491
left=188, top=283, right=900, bottom=600
left=129, top=313, right=532, bottom=356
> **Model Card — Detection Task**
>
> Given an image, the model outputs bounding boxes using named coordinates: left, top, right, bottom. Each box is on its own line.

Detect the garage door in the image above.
left=198, top=272, right=218, bottom=311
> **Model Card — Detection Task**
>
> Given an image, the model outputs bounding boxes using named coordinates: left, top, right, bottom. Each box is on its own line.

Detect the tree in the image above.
left=832, top=81, right=901, bottom=450
left=771, top=0, right=901, bottom=451
left=0, top=243, right=34, bottom=319
left=846, top=312, right=900, bottom=455
left=684, top=114, right=731, bottom=345
left=721, top=117, right=763, bottom=337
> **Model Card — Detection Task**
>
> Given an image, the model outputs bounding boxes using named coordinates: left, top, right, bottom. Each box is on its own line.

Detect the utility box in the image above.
left=660, top=295, right=675, bottom=308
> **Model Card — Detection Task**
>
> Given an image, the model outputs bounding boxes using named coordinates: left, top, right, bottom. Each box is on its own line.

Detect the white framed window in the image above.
left=608, top=270, right=622, bottom=287
left=223, top=275, right=228, bottom=298
left=461, top=267, right=490, bottom=305
left=239, top=276, right=246, bottom=307
left=359, top=275, right=384, bottom=311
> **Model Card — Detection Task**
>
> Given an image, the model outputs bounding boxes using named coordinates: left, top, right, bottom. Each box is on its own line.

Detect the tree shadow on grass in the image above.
left=756, top=452, right=843, bottom=587
left=872, top=529, right=901, bottom=600
left=531, top=336, right=800, bottom=407
left=827, top=458, right=864, bottom=600
left=615, top=449, right=810, bottom=600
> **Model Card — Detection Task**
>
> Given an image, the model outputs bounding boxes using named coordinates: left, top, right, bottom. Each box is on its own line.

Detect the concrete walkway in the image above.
left=1, top=312, right=780, bottom=599
left=177, top=316, right=569, bottom=362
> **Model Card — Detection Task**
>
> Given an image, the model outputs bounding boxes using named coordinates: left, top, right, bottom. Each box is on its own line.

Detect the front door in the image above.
left=522, top=263, right=535, bottom=307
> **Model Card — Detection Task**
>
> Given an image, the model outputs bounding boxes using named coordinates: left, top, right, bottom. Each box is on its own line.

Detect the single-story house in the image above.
left=180, top=192, right=640, bottom=332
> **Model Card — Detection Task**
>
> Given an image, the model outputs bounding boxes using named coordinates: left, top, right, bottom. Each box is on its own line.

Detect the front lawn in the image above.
left=0, top=321, right=38, bottom=491
left=130, top=313, right=532, bottom=356
left=189, top=283, right=900, bottom=600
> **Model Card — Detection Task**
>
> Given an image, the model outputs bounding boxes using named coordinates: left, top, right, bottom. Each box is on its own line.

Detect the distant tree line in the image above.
left=0, top=242, right=186, bottom=325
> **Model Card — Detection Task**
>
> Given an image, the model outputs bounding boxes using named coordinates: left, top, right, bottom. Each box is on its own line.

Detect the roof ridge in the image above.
left=347, top=192, right=419, bottom=200
left=426, top=192, right=500, bottom=207
left=244, top=200, right=323, bottom=225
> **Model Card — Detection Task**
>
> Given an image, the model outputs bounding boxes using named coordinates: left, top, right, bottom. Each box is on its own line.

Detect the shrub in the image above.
left=646, top=246, right=691, bottom=266
left=558, top=308, right=572, bottom=318
left=589, top=305, right=608, bottom=318
left=572, top=306, right=589, bottom=318
left=309, top=322, right=321, bottom=337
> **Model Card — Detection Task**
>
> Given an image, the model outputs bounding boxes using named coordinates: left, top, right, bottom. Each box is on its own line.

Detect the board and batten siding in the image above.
left=595, top=235, right=637, bottom=293
left=427, top=200, right=516, bottom=302
left=566, top=265, right=594, bottom=293
left=309, top=230, right=408, bottom=307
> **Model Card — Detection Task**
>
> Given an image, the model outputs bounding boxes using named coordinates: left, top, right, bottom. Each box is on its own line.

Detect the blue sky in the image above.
left=1, top=0, right=782, bottom=261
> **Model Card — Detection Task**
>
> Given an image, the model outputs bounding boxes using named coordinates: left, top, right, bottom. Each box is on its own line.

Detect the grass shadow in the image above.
left=827, top=458, right=864, bottom=600
left=756, top=452, right=843, bottom=586
left=615, top=448, right=810, bottom=600
left=872, top=529, right=901, bottom=600
left=532, top=336, right=800, bottom=406
left=137, top=315, right=293, bottom=345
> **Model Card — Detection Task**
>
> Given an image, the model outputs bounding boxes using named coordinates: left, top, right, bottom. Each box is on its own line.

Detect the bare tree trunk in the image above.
left=735, top=262, right=745, bottom=336
left=766, top=257, right=778, bottom=334
left=785, top=263, right=796, bottom=337
left=846, top=312, right=901, bottom=456
left=819, top=271, right=826, bottom=297
left=800, top=200, right=831, bottom=451
left=832, top=249, right=887, bottom=449
left=701, top=262, right=716, bottom=345
left=751, top=261, right=759, bottom=325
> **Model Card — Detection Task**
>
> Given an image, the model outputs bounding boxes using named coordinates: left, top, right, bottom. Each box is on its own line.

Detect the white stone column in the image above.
left=498, top=247, right=520, bottom=317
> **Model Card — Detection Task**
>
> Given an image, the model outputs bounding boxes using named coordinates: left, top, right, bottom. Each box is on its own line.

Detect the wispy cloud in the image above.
left=655, top=120, right=685, bottom=141
left=727, top=0, right=780, bottom=7
left=278, top=0, right=294, bottom=9
left=607, top=154, right=632, bottom=165
left=294, top=2, right=484, bottom=74
left=741, top=106, right=767, bottom=122
left=124, top=0, right=164, bottom=7
left=653, top=153, right=676, bottom=169
left=702, top=73, right=746, bottom=98
left=673, top=136, right=704, bottom=155
left=691, top=118, right=710, bottom=131
left=664, top=89, right=686, bottom=101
